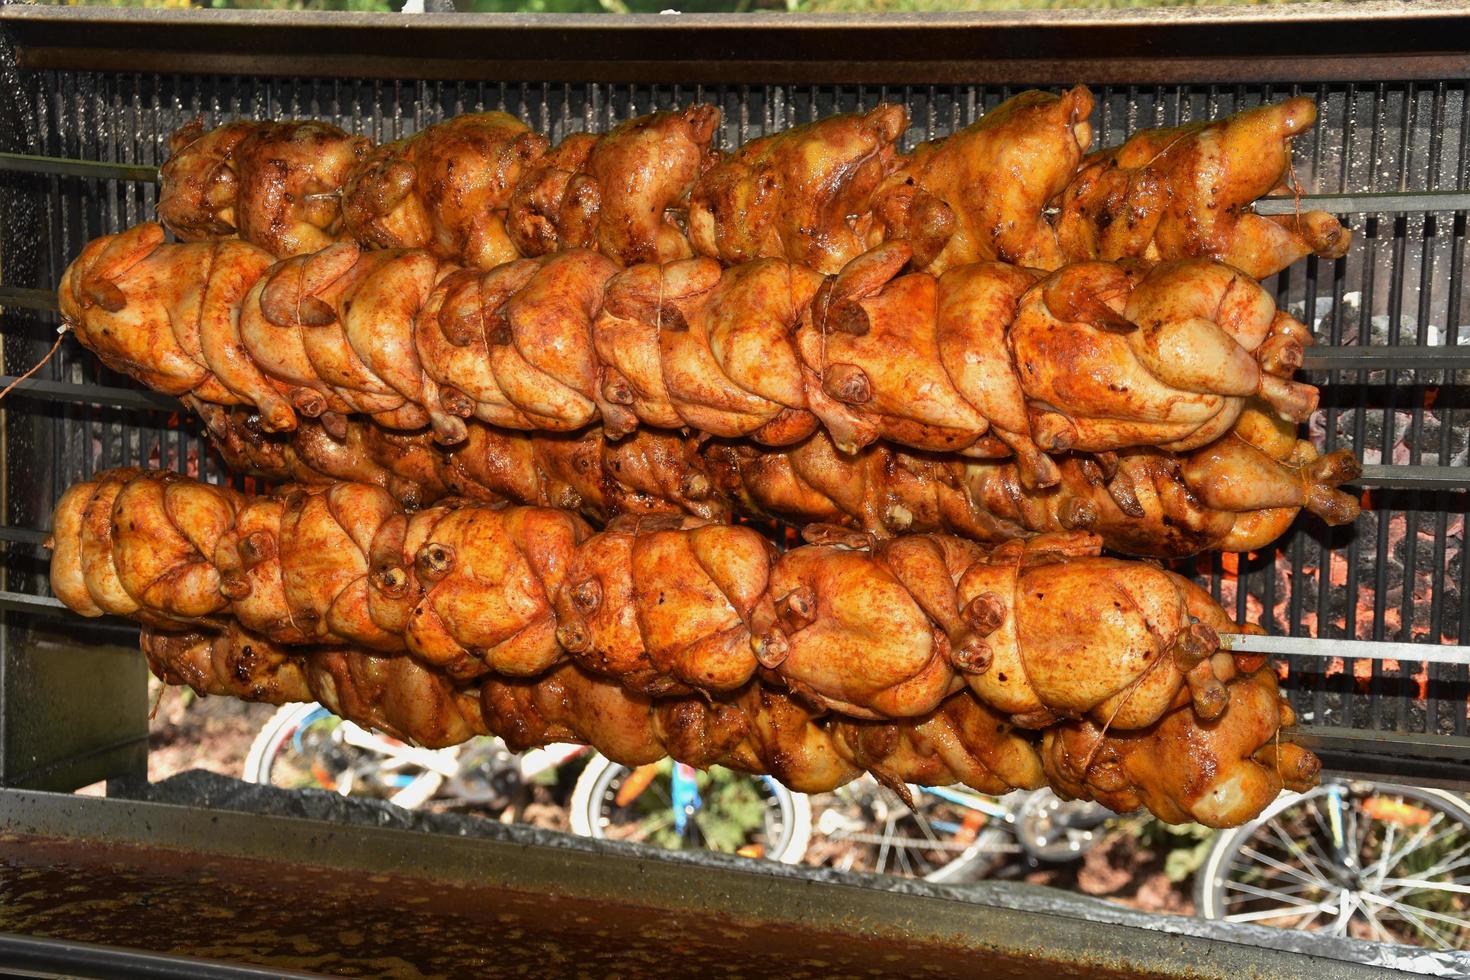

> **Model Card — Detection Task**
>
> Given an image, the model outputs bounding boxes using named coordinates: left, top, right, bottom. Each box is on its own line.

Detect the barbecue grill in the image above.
left=0, top=3, right=1468, bottom=976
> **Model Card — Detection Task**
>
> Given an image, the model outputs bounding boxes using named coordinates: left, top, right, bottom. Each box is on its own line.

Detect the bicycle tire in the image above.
left=1196, top=780, right=1470, bottom=949
left=242, top=701, right=444, bottom=807
left=569, top=755, right=813, bottom=864
left=242, top=702, right=321, bottom=785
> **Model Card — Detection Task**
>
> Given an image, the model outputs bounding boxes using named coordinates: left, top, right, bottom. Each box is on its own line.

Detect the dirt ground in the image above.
left=145, top=682, right=1195, bottom=915
left=147, top=680, right=279, bottom=784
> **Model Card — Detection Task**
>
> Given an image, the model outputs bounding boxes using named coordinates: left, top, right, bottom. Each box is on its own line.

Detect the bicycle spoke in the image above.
left=1362, top=894, right=1460, bottom=950
left=1265, top=817, right=1337, bottom=886
left=895, top=840, right=916, bottom=878
left=1325, top=892, right=1354, bottom=937
left=1376, top=878, right=1470, bottom=897
left=1221, top=879, right=1330, bottom=909
left=1367, top=811, right=1442, bottom=889
left=911, top=802, right=944, bottom=849
left=1399, top=839, right=1470, bottom=883
left=875, top=810, right=895, bottom=875
left=1225, top=899, right=1342, bottom=925
left=1237, top=842, right=1334, bottom=889
left=1293, top=902, right=1328, bottom=934
left=1359, top=899, right=1393, bottom=945
left=1362, top=891, right=1470, bottom=933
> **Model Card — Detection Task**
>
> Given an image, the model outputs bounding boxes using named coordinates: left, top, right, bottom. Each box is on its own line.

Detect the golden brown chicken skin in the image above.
left=1056, top=96, right=1351, bottom=279
left=66, top=227, right=1319, bottom=464
left=136, top=604, right=1311, bottom=828
left=159, top=119, right=369, bottom=257
left=341, top=112, right=548, bottom=269
left=507, top=106, right=721, bottom=266
left=689, top=105, right=909, bottom=275
left=1043, top=667, right=1321, bottom=828
left=54, top=470, right=1256, bottom=730
left=871, top=87, right=1094, bottom=273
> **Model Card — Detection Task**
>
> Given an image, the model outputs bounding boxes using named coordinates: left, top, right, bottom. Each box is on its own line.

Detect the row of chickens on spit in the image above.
left=45, top=86, right=1360, bottom=831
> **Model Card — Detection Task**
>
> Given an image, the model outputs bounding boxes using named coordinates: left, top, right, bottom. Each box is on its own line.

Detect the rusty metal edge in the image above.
left=0, top=786, right=1422, bottom=978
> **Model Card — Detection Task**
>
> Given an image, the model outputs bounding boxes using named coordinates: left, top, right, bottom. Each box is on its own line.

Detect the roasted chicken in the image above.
left=61, top=226, right=1320, bottom=469
left=138, top=615, right=1313, bottom=827
left=198, top=398, right=1360, bottom=561
left=1043, top=667, right=1321, bottom=828
left=1056, top=96, right=1351, bottom=279
left=688, top=104, right=908, bottom=275
left=868, top=87, right=1094, bottom=273
left=140, top=623, right=1036, bottom=798
left=507, top=106, right=721, bottom=265
left=158, top=118, right=370, bottom=256
left=340, top=112, right=548, bottom=270
left=155, top=94, right=1346, bottom=283
left=52, top=469, right=1254, bottom=726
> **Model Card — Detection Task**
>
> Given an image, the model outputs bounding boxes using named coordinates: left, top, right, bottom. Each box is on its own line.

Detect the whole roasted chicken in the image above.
left=60, top=225, right=1321, bottom=470
left=868, top=87, right=1094, bottom=273
left=54, top=468, right=1253, bottom=727
left=154, top=93, right=1348, bottom=282
left=1056, top=96, right=1351, bottom=278
left=140, top=618, right=1315, bottom=827
left=340, top=112, right=548, bottom=270
left=507, top=106, right=721, bottom=265
left=158, top=118, right=371, bottom=257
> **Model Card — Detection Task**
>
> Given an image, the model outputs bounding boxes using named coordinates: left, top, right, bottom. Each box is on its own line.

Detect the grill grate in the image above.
left=2, top=65, right=1467, bottom=782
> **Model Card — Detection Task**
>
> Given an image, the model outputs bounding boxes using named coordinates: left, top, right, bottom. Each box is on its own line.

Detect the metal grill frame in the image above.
left=1, top=5, right=1469, bottom=798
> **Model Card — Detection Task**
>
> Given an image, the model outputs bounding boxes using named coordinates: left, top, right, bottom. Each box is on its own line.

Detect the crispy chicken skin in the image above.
left=158, top=119, right=369, bottom=256
left=341, top=112, right=548, bottom=270
left=1043, top=667, right=1321, bottom=828
left=140, top=625, right=1040, bottom=802
left=1056, top=96, right=1351, bottom=279
left=54, top=471, right=1258, bottom=730
left=63, top=227, right=1320, bottom=467
left=507, top=106, right=721, bottom=266
left=198, top=398, right=1357, bottom=563
left=689, top=105, right=909, bottom=274
left=871, top=87, right=1094, bottom=273
left=158, top=94, right=1345, bottom=284
left=134, top=586, right=1311, bottom=826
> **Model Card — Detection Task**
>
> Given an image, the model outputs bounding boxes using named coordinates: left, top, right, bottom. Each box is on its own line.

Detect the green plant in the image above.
left=630, top=762, right=771, bottom=853
left=1126, top=814, right=1217, bottom=883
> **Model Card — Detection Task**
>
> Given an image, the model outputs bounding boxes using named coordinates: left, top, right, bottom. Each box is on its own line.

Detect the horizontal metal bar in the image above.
left=0, top=285, right=60, bottom=312
left=1296, top=727, right=1470, bottom=763
left=0, top=591, right=67, bottom=615
left=0, top=151, right=158, bottom=184
left=1222, top=632, right=1470, bottom=666
left=1255, top=191, right=1470, bottom=215
left=0, top=526, right=49, bottom=546
left=1351, top=465, right=1466, bottom=491
left=1302, top=345, right=1470, bottom=370
left=5, top=5, right=1468, bottom=87
left=1302, top=729, right=1470, bottom=791
left=0, top=376, right=179, bottom=412
left=0, top=932, right=321, bottom=980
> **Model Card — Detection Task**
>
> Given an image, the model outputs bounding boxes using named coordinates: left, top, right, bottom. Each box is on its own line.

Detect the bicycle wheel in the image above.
left=1196, top=780, right=1470, bottom=950
left=569, top=756, right=812, bottom=864
left=242, top=702, right=444, bottom=806
left=807, top=776, right=1014, bottom=883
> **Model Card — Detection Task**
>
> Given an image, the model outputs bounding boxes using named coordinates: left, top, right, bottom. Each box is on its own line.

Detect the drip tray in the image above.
left=0, top=774, right=1450, bottom=979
